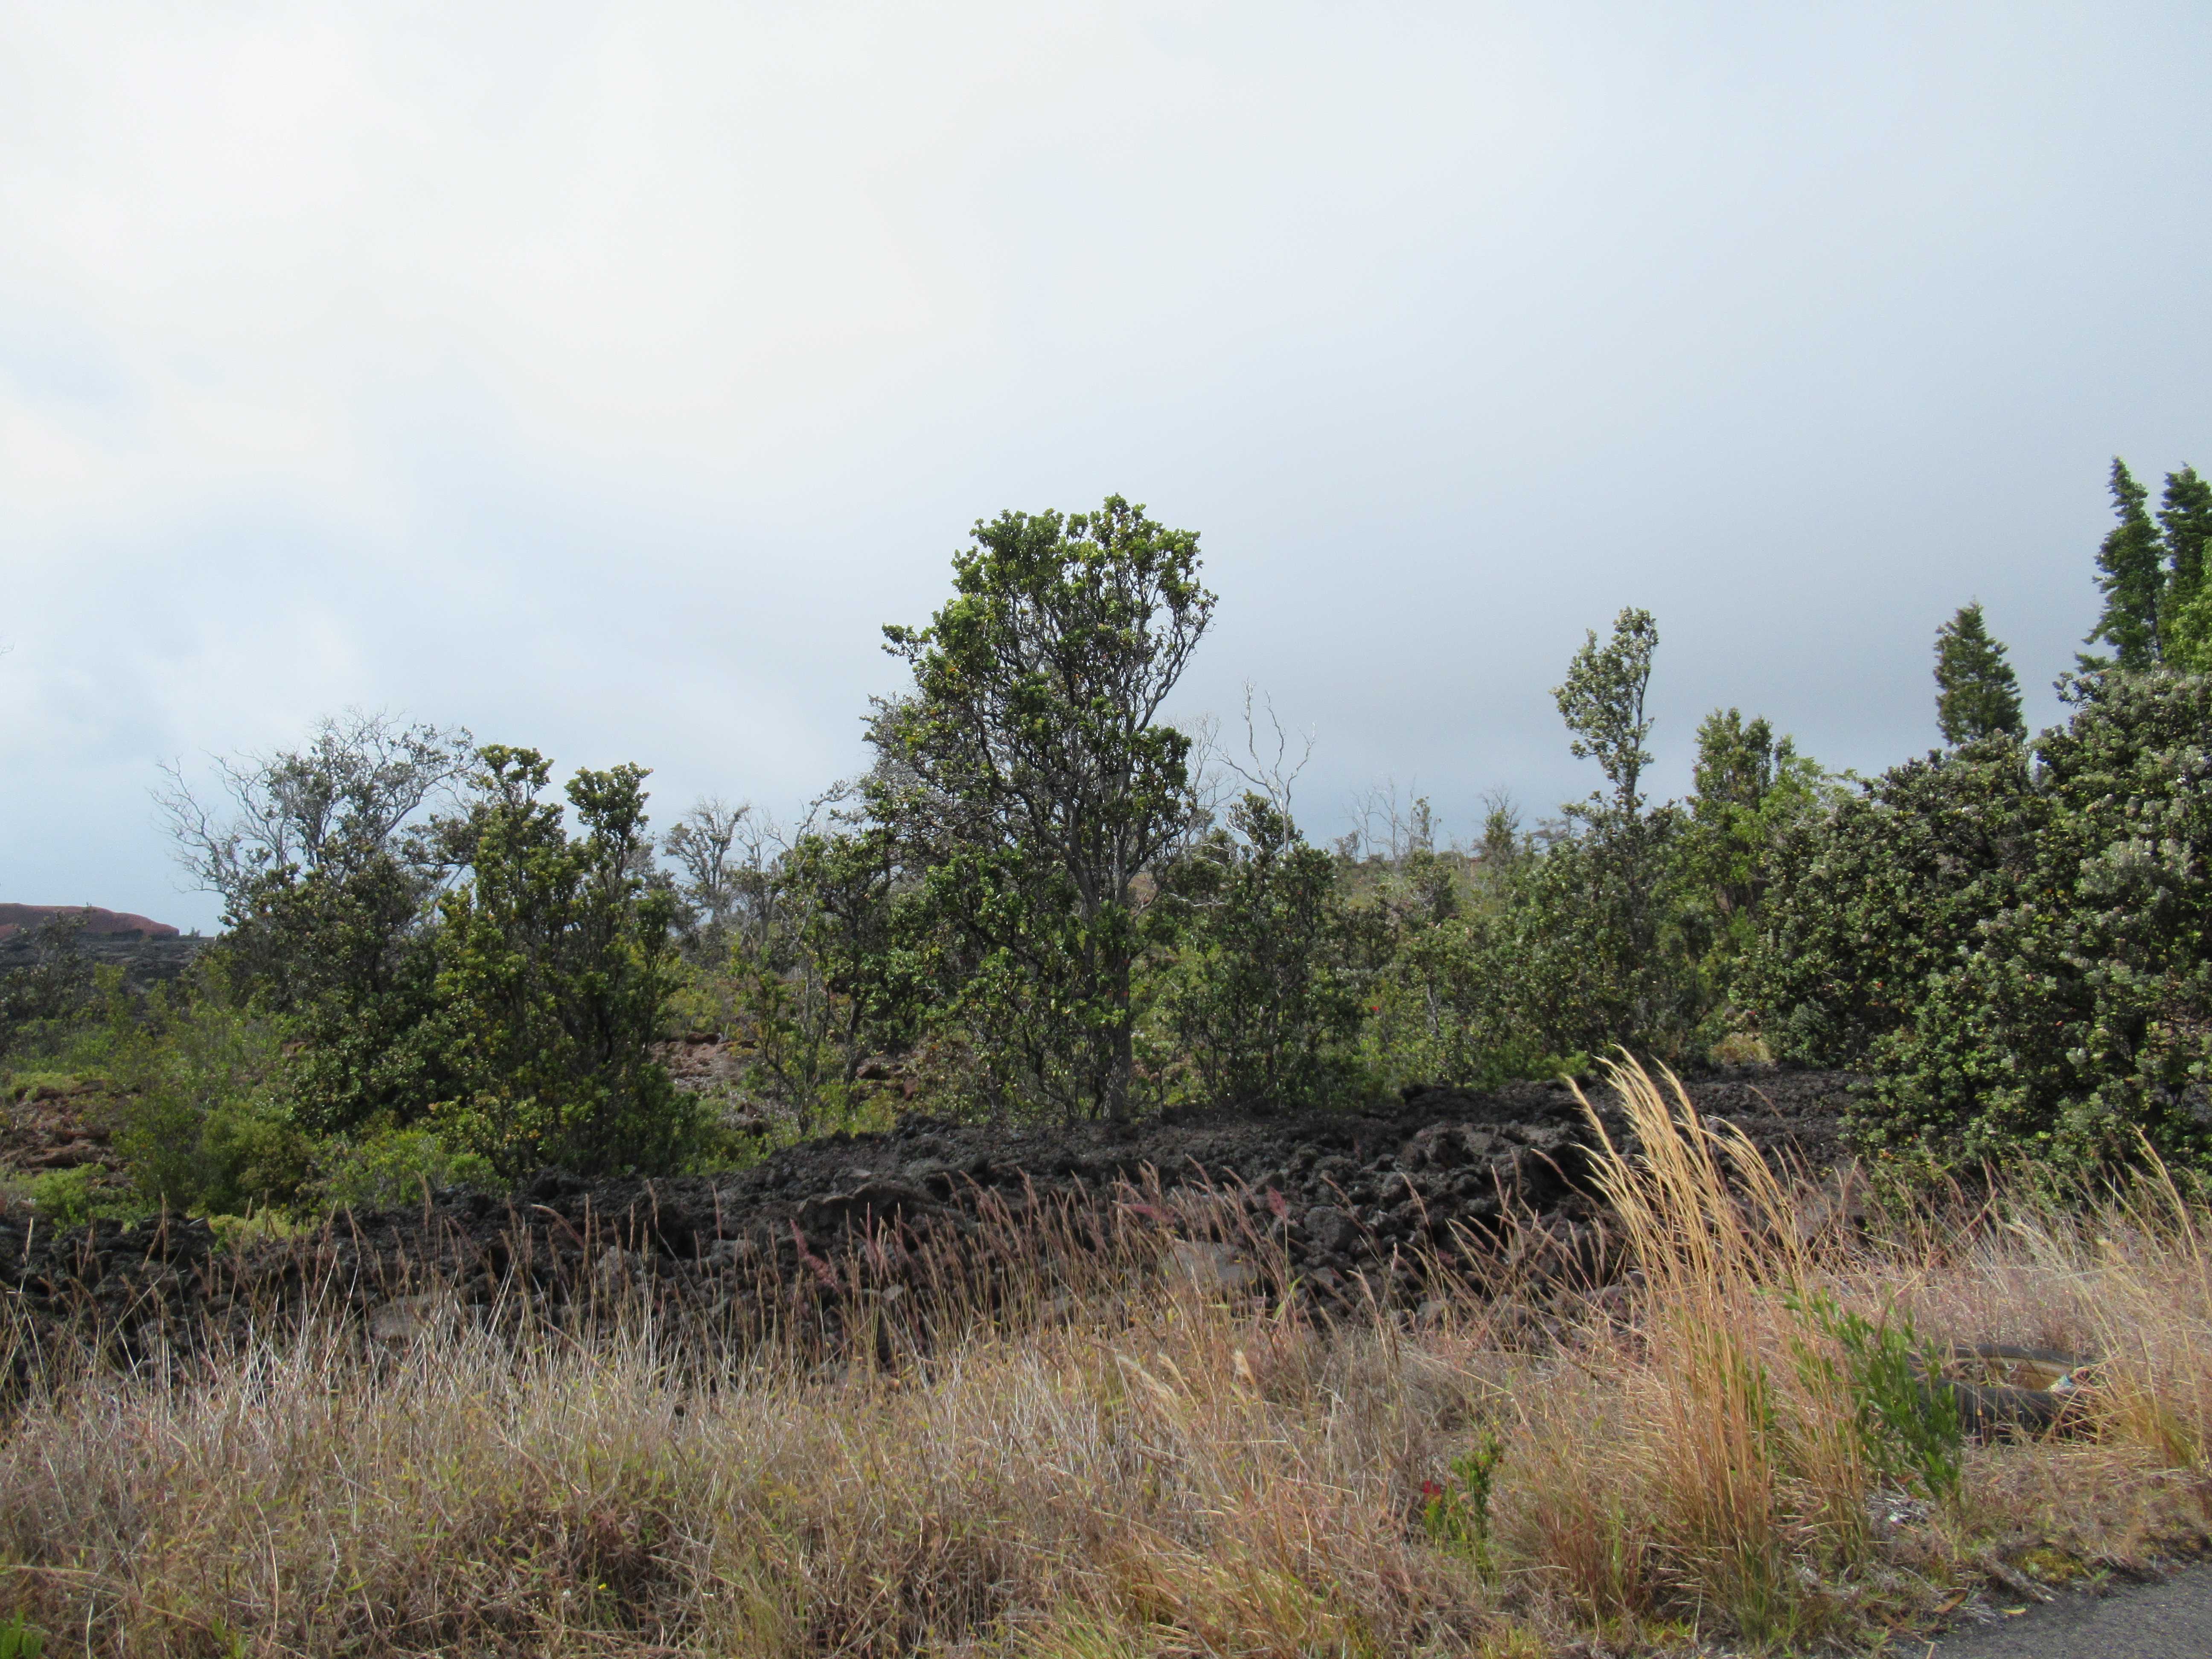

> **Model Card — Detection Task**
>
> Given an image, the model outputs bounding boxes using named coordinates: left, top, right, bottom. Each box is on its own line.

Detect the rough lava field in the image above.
left=0, top=1068, right=1858, bottom=1373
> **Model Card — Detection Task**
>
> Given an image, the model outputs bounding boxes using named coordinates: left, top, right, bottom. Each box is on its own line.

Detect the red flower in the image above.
left=1420, top=1479, right=1445, bottom=1499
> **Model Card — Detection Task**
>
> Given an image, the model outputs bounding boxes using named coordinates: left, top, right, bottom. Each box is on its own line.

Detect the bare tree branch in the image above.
left=154, top=710, right=474, bottom=912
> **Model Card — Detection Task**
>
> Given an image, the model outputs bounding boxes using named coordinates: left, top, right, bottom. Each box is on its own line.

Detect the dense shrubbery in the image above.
left=5, top=719, right=702, bottom=1218
left=0, top=956, right=304, bottom=1219
left=1750, top=670, right=2212, bottom=1166
left=12, top=462, right=2212, bottom=1221
left=703, top=599, right=1837, bottom=1119
left=1153, top=793, right=1371, bottom=1111
left=431, top=748, right=695, bottom=1176
left=0, top=915, right=96, bottom=1053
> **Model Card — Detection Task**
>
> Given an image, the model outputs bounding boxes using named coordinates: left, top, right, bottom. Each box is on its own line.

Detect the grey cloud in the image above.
left=1, top=0, right=2206, bottom=928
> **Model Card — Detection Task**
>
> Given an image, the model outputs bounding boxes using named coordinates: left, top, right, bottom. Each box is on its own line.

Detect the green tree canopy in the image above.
left=871, top=496, right=1215, bottom=1120
left=2084, top=459, right=2166, bottom=672
left=2077, top=457, right=2212, bottom=675
left=1155, top=794, right=1366, bottom=1112
left=1554, top=606, right=1658, bottom=823
left=1683, top=708, right=1825, bottom=920
left=1933, top=601, right=2025, bottom=744
left=1531, top=608, right=1693, bottom=1057
left=435, top=747, right=693, bottom=1175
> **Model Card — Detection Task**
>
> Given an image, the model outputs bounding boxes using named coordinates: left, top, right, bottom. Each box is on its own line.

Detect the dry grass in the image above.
left=3, top=1059, right=2212, bottom=1655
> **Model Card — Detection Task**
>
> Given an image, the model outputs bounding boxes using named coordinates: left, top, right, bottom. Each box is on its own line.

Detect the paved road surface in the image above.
left=1924, top=1566, right=2212, bottom=1657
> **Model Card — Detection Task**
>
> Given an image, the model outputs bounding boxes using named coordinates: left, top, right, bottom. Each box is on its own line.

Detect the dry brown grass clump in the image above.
left=3, top=1058, right=2212, bottom=1655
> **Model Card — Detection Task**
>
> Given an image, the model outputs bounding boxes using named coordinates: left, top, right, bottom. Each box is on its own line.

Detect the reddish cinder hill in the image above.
left=0, top=904, right=182, bottom=943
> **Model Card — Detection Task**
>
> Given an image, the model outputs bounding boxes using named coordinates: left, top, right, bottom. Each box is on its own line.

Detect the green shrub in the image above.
left=23, top=1166, right=137, bottom=1229
left=167, top=721, right=694, bottom=1180
left=101, top=978, right=311, bottom=1216
left=1420, top=1430, right=1505, bottom=1572
left=314, top=1126, right=498, bottom=1211
left=867, top=498, right=1214, bottom=1122
left=1750, top=671, right=2212, bottom=1167
left=1348, top=636, right=1825, bottom=1094
left=1, top=1072, right=79, bottom=1104
left=225, top=849, right=459, bottom=1141
left=1155, top=795, right=1371, bottom=1111
left=1358, top=908, right=1577, bottom=1093
left=434, top=748, right=696, bottom=1175
left=0, top=913, right=94, bottom=1062
left=1744, top=737, right=2038, bottom=1077
left=207, top=1208, right=313, bottom=1250
left=1788, top=1289, right=1962, bottom=1503
left=0, top=944, right=312, bottom=1218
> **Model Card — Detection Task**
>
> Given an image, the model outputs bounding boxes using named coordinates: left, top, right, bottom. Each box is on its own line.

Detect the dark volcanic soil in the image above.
left=0, top=1068, right=1858, bottom=1369
left=0, top=1079, right=125, bottom=1179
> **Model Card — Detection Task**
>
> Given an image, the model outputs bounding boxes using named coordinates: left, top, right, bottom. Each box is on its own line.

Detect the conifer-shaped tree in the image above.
left=2159, top=466, right=2212, bottom=671
left=2082, top=458, right=2166, bottom=671
left=1935, top=601, right=2025, bottom=744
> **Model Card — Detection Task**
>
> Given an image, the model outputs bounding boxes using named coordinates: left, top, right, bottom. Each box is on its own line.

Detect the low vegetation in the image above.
left=1, top=1063, right=2209, bottom=1655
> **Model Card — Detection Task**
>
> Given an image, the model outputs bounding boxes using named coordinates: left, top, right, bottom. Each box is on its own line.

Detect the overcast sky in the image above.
left=4, top=0, right=2208, bottom=930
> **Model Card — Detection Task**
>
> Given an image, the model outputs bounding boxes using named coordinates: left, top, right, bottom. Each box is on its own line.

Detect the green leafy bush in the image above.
left=87, top=975, right=311, bottom=1217
left=0, top=913, right=94, bottom=1061
left=1363, top=906, right=1551, bottom=1093
left=869, top=497, right=1214, bottom=1121
left=1751, top=671, right=2212, bottom=1167
left=1348, top=624, right=1826, bottom=1093
left=227, top=850, right=457, bottom=1140
left=1788, top=1289, right=1962, bottom=1503
left=3, top=945, right=308, bottom=1218
left=434, top=748, right=696, bottom=1176
left=23, top=1166, right=135, bottom=1229
left=314, top=1126, right=497, bottom=1211
left=1155, top=794, right=1371, bottom=1111
left=1420, top=1431, right=1506, bottom=1572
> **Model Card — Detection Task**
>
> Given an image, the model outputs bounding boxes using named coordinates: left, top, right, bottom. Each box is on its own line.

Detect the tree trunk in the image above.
left=1104, top=947, right=1134, bottom=1121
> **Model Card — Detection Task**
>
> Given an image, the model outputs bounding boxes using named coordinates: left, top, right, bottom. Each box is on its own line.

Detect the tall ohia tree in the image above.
left=1934, top=602, right=2025, bottom=744
left=870, top=496, right=1215, bottom=1121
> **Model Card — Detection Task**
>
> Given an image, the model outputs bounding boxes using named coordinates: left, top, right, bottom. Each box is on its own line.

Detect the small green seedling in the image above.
left=1421, top=1430, right=1507, bottom=1572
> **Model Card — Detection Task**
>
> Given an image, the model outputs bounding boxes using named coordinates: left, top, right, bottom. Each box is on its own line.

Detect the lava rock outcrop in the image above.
left=0, top=1068, right=1854, bottom=1371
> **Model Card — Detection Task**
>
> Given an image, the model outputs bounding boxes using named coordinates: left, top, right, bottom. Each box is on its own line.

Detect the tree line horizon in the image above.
left=5, top=454, right=2209, bottom=1221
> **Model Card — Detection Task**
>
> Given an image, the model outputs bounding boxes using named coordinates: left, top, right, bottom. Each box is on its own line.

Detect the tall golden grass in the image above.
left=1, top=1058, right=2209, bottom=1656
